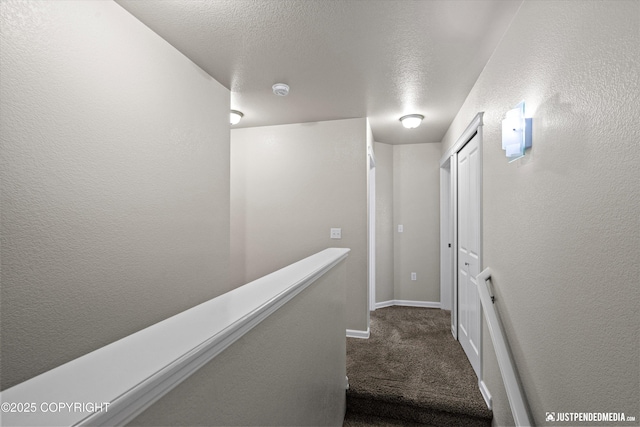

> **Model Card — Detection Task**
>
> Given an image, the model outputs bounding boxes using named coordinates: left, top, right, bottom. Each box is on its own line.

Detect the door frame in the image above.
left=439, top=113, right=490, bottom=406
left=439, top=163, right=453, bottom=313
left=440, top=156, right=457, bottom=337
left=368, top=146, right=376, bottom=312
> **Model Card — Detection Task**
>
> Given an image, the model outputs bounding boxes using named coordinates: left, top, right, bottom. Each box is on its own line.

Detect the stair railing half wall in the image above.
left=0, top=248, right=350, bottom=427
left=477, top=268, right=533, bottom=427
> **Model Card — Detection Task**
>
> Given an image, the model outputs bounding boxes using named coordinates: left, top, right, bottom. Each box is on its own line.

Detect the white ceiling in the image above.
left=115, top=0, right=522, bottom=144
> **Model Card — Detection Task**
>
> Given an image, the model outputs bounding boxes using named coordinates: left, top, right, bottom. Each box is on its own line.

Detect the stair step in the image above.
left=347, top=390, right=491, bottom=427
left=343, top=409, right=436, bottom=426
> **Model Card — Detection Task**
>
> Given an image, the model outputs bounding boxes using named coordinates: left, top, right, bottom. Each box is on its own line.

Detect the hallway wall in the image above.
left=374, top=142, right=394, bottom=303
left=393, top=143, right=441, bottom=303
left=441, top=1, right=639, bottom=425
left=374, top=142, right=442, bottom=305
left=230, top=119, right=369, bottom=332
left=0, top=0, right=230, bottom=390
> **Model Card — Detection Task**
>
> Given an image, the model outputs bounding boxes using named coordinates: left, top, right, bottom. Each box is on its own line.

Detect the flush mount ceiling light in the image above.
left=272, top=83, right=290, bottom=96
left=399, top=114, right=424, bottom=129
left=230, top=110, right=243, bottom=125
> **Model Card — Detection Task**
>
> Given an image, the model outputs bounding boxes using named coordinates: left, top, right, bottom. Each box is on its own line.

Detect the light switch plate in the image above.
left=330, top=228, right=342, bottom=239
left=398, top=224, right=404, bottom=233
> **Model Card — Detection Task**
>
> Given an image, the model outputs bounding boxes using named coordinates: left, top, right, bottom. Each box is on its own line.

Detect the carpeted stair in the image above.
left=344, top=306, right=492, bottom=427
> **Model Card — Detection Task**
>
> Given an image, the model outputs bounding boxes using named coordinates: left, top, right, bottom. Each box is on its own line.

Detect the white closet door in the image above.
left=457, top=133, right=481, bottom=377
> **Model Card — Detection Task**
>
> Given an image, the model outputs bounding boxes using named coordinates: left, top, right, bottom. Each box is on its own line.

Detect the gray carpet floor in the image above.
left=344, top=306, right=492, bottom=426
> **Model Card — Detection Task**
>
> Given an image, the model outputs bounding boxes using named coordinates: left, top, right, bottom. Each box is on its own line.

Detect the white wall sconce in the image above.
left=399, top=114, right=424, bottom=129
left=502, top=101, right=532, bottom=161
left=230, top=110, right=244, bottom=125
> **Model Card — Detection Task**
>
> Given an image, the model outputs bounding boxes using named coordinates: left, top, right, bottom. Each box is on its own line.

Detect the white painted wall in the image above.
left=393, top=144, right=442, bottom=303
left=373, top=142, right=441, bottom=306
left=374, top=142, right=394, bottom=303
left=441, top=1, right=639, bottom=425
left=0, top=0, right=230, bottom=390
left=230, top=119, right=369, bottom=332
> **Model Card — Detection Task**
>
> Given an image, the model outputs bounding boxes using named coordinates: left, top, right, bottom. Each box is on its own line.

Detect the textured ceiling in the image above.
left=115, top=0, right=522, bottom=144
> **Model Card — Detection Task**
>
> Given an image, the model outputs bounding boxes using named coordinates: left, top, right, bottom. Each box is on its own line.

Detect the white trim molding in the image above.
left=440, top=112, right=484, bottom=167
left=346, top=328, right=370, bottom=339
left=479, top=380, right=492, bottom=410
left=375, top=300, right=441, bottom=310
left=375, top=300, right=395, bottom=309
left=0, top=248, right=350, bottom=427
left=477, top=267, right=533, bottom=426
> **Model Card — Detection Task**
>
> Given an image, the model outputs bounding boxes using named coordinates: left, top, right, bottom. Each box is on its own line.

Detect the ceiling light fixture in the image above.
left=272, top=83, right=290, bottom=96
left=399, top=114, right=424, bottom=129
left=230, top=110, right=243, bottom=125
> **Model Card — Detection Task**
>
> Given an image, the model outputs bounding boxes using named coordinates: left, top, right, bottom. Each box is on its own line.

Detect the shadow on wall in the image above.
left=529, top=92, right=588, bottom=176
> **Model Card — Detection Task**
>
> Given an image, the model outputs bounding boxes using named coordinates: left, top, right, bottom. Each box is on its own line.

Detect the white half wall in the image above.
left=130, top=253, right=348, bottom=427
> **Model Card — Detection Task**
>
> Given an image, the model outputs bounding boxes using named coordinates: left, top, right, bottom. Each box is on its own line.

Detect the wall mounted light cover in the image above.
left=502, top=101, right=532, bottom=161
left=399, top=114, right=424, bottom=129
left=230, top=110, right=243, bottom=125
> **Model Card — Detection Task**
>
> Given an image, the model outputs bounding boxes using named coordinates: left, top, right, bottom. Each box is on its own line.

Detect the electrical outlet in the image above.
left=330, top=228, right=342, bottom=239
left=398, top=224, right=403, bottom=233
left=411, top=272, right=417, bottom=281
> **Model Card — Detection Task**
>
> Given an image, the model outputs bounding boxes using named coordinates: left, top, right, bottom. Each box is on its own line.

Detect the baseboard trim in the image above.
left=346, top=328, right=370, bottom=339
left=374, top=300, right=395, bottom=309
left=479, top=379, right=492, bottom=409
left=375, top=300, right=441, bottom=309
